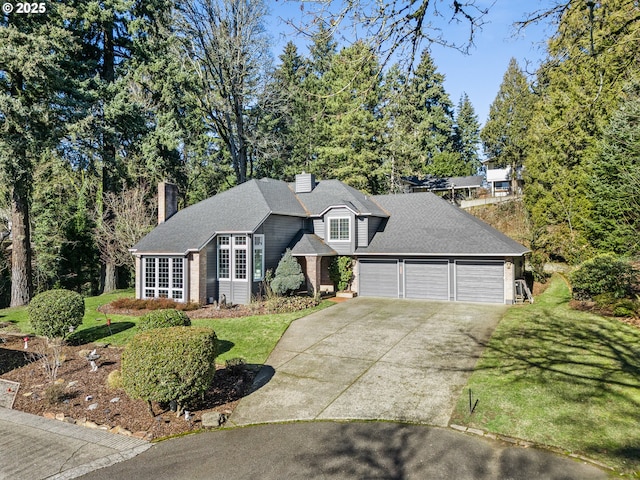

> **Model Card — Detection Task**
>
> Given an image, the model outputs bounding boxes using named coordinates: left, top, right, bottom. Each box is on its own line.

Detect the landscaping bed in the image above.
left=0, top=335, right=256, bottom=440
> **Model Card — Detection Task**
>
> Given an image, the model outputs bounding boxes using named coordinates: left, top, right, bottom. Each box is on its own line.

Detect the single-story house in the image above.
left=130, top=173, right=529, bottom=305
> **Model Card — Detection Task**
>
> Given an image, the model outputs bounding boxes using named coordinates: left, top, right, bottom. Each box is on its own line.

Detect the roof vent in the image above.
left=295, top=172, right=315, bottom=193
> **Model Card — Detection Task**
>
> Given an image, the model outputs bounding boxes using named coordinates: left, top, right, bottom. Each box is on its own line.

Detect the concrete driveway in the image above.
left=229, top=298, right=506, bottom=427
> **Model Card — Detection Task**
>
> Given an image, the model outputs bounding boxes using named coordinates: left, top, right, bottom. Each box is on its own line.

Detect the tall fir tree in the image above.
left=312, top=42, right=385, bottom=193
left=453, top=93, right=481, bottom=176
left=0, top=4, right=86, bottom=305
left=481, top=58, right=534, bottom=193
left=588, top=80, right=640, bottom=255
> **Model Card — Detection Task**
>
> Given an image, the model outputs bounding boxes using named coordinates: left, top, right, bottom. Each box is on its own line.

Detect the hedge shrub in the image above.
left=137, top=309, right=191, bottom=332
left=28, top=289, right=85, bottom=339
left=121, top=326, right=217, bottom=416
left=329, top=256, right=353, bottom=291
left=570, top=254, right=637, bottom=300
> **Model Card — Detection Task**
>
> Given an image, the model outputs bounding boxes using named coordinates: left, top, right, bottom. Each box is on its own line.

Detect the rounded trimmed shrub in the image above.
left=121, top=326, right=217, bottom=415
left=137, top=309, right=191, bottom=332
left=570, top=254, right=637, bottom=301
left=28, top=289, right=84, bottom=339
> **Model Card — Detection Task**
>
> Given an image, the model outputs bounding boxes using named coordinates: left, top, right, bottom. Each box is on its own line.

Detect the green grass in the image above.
left=451, top=276, right=640, bottom=475
left=0, top=291, right=333, bottom=365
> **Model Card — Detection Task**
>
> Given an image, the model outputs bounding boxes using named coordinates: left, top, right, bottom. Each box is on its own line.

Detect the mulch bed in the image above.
left=0, top=335, right=256, bottom=440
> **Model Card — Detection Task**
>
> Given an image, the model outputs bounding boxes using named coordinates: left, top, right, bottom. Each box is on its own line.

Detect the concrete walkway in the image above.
left=0, top=407, right=150, bottom=480
left=230, top=298, right=506, bottom=427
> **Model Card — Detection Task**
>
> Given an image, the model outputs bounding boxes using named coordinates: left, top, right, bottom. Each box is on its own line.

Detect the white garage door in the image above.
left=404, top=260, right=449, bottom=300
left=359, top=260, right=398, bottom=298
left=455, top=260, right=504, bottom=303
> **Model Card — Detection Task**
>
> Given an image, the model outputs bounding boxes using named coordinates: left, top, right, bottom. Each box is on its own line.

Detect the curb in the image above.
left=449, top=424, right=613, bottom=472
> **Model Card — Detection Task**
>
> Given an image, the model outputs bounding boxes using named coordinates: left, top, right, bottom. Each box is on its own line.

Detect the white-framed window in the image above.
left=234, top=235, right=248, bottom=280
left=253, top=234, right=265, bottom=281
left=143, top=256, right=184, bottom=301
left=218, top=235, right=230, bottom=279
left=329, top=217, right=350, bottom=242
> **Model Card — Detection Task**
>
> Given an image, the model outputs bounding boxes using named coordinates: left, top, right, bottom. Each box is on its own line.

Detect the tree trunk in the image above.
left=103, top=262, right=117, bottom=293
left=10, top=185, right=32, bottom=307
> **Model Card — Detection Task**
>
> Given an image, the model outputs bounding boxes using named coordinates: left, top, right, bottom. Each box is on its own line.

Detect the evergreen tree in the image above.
left=453, top=93, right=481, bottom=175
left=385, top=49, right=456, bottom=178
left=0, top=4, right=85, bottom=306
left=524, top=0, right=640, bottom=263
left=481, top=58, right=534, bottom=193
left=588, top=81, right=640, bottom=254
left=312, top=42, right=385, bottom=193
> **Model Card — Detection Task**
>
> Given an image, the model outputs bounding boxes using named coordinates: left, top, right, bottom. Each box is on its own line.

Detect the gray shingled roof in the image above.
left=356, top=192, right=529, bottom=256
left=288, top=231, right=337, bottom=256
left=132, top=178, right=306, bottom=254
left=294, top=180, right=388, bottom=217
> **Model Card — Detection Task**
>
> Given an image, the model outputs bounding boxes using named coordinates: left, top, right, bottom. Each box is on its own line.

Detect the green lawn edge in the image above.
left=0, top=292, right=333, bottom=365
left=451, top=275, right=640, bottom=475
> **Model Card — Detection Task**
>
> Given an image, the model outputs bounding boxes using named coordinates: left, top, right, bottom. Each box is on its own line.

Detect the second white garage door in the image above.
left=404, top=260, right=449, bottom=300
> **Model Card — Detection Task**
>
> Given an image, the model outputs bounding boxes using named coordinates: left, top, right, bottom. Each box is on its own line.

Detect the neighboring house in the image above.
left=401, top=175, right=484, bottom=200
left=130, top=173, right=529, bottom=306
left=483, top=160, right=524, bottom=197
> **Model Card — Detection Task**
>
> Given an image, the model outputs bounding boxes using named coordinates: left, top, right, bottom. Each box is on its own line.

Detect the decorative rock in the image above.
left=23, top=392, right=33, bottom=397
left=87, top=403, right=99, bottom=410
left=110, top=397, right=120, bottom=403
left=55, top=413, right=65, bottom=421
left=67, top=381, right=79, bottom=388
left=63, top=417, right=76, bottom=424
left=85, top=421, right=98, bottom=429
left=98, top=425, right=109, bottom=430
left=109, top=426, right=122, bottom=434
left=85, top=395, right=93, bottom=401
left=54, top=379, right=65, bottom=385
left=43, top=412, right=55, bottom=420
left=132, top=431, right=146, bottom=439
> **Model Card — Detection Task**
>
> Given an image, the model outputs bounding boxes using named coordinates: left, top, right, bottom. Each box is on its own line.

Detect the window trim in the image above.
left=218, top=235, right=231, bottom=280
left=253, top=234, right=265, bottom=281
left=233, top=235, right=248, bottom=281
left=328, top=217, right=351, bottom=242
left=143, top=256, right=185, bottom=301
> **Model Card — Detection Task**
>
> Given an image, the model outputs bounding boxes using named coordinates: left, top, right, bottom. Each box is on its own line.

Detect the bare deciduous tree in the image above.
left=95, top=185, right=156, bottom=289
left=177, top=0, right=272, bottom=185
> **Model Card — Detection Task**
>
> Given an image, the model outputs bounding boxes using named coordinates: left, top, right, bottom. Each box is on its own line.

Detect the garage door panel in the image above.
left=456, top=261, right=504, bottom=303
left=359, top=260, right=398, bottom=298
left=405, top=260, right=449, bottom=300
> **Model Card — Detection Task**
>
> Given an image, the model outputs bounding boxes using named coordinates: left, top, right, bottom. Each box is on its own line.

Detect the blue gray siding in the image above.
left=257, top=214, right=305, bottom=272
left=206, top=240, right=217, bottom=303
left=357, top=217, right=368, bottom=248
left=324, top=207, right=355, bottom=255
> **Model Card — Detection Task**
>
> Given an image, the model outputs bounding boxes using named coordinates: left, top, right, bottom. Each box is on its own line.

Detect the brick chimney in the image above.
left=158, top=182, right=178, bottom=224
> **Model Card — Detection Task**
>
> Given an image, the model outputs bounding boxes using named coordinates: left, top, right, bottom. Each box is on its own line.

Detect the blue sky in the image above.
left=266, top=1, right=557, bottom=125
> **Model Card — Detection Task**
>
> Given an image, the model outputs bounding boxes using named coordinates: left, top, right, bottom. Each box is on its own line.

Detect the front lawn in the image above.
left=0, top=291, right=333, bottom=364
left=451, top=275, right=640, bottom=475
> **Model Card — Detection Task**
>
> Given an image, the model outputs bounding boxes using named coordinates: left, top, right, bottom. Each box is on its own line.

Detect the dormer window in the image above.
left=329, top=217, right=350, bottom=242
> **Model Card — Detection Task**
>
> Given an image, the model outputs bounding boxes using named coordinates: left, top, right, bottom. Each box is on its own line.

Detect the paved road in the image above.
left=230, top=298, right=506, bottom=427
left=77, top=422, right=608, bottom=480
